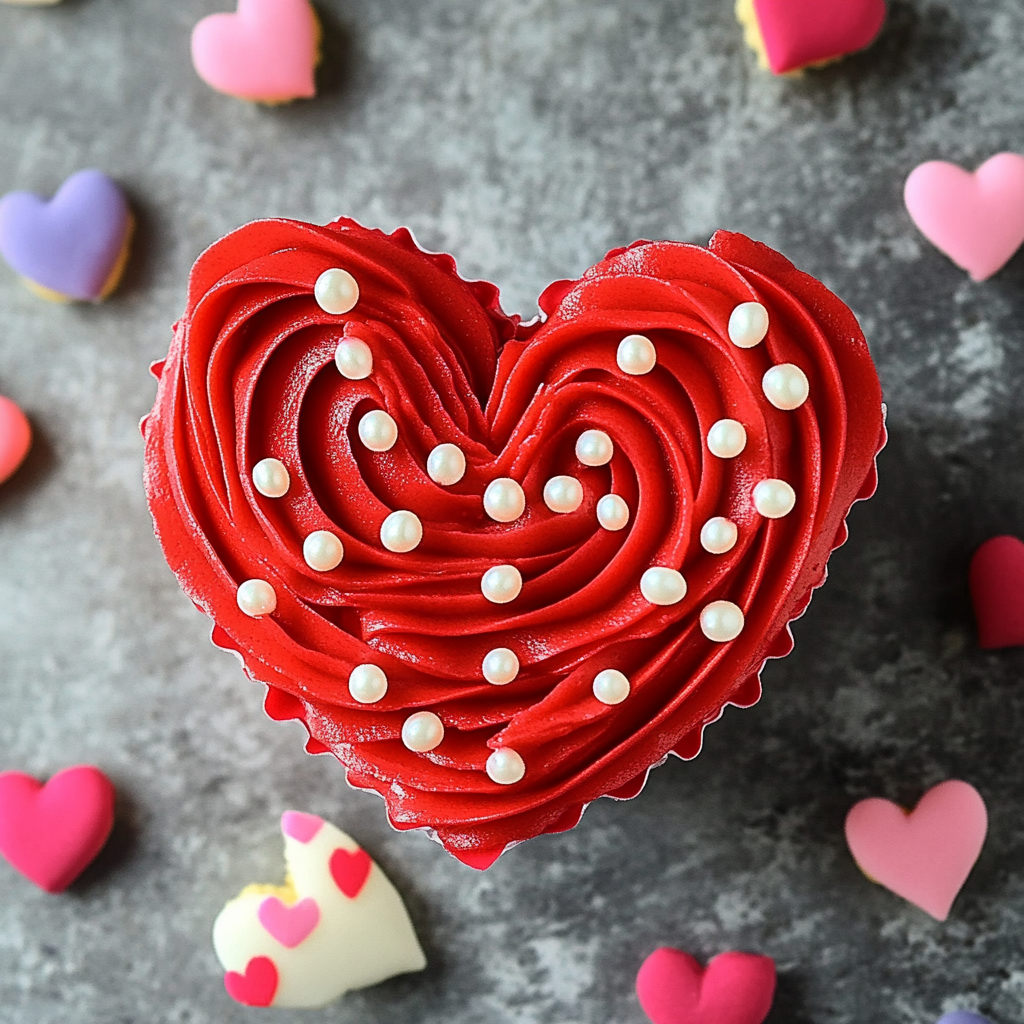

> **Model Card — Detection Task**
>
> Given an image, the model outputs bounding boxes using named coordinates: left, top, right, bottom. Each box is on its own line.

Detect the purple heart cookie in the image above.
left=937, top=1013, right=994, bottom=1024
left=0, top=169, right=133, bottom=302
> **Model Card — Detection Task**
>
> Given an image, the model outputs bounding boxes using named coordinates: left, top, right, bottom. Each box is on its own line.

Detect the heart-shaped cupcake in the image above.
left=143, top=219, right=884, bottom=865
left=213, top=812, right=425, bottom=1008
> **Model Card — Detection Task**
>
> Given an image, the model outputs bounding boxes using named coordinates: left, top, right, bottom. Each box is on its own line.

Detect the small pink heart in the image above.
left=257, top=895, right=320, bottom=948
left=329, top=846, right=372, bottom=899
left=636, top=948, right=776, bottom=1024
left=904, top=154, right=1024, bottom=281
left=0, top=396, right=31, bottom=486
left=224, top=955, right=278, bottom=1007
left=280, top=810, right=323, bottom=843
left=845, top=779, right=988, bottom=920
left=0, top=765, right=115, bottom=893
left=191, top=0, right=319, bottom=103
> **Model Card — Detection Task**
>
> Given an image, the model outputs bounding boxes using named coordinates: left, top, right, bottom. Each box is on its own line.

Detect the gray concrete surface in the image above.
left=1, top=0, right=1023, bottom=1021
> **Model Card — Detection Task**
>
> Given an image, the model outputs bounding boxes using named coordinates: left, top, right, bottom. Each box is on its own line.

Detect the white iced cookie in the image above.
left=213, top=812, right=426, bottom=1008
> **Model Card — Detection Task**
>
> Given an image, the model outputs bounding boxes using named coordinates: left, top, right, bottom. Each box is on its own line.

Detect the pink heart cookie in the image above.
left=845, top=779, right=988, bottom=920
left=0, top=765, right=115, bottom=893
left=904, top=154, right=1024, bottom=281
left=191, top=0, right=321, bottom=104
left=0, top=396, right=31, bottom=486
left=636, top=947, right=776, bottom=1024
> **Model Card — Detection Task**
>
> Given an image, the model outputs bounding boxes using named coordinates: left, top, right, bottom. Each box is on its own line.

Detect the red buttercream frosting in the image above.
left=143, top=218, right=884, bottom=866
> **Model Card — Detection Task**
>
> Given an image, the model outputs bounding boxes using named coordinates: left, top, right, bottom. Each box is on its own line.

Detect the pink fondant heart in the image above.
left=257, top=895, right=320, bottom=948
left=970, top=535, right=1024, bottom=649
left=753, top=0, right=886, bottom=74
left=329, top=846, right=372, bottom=899
left=636, top=948, right=776, bottom=1024
left=904, top=154, right=1024, bottom=281
left=0, top=396, right=31, bottom=486
left=224, top=955, right=278, bottom=1007
left=0, top=765, right=115, bottom=893
left=280, top=810, right=323, bottom=843
left=845, top=780, right=988, bottom=920
left=191, top=0, right=319, bottom=103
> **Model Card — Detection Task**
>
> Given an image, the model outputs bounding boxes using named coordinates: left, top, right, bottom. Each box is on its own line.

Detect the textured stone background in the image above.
left=1, top=0, right=1023, bottom=1021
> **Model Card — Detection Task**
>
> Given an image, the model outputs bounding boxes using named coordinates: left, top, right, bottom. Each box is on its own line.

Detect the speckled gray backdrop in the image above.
left=0, top=0, right=1022, bottom=1021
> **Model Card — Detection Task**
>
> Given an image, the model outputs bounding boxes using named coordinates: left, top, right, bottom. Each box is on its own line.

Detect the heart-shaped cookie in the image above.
left=845, top=780, right=988, bottom=920
left=0, top=170, right=133, bottom=302
left=905, top=154, right=1024, bottom=281
left=0, top=395, right=31, bottom=486
left=144, top=219, right=884, bottom=865
left=736, top=0, right=886, bottom=75
left=970, top=535, right=1024, bottom=649
left=213, top=812, right=425, bottom=1008
left=636, top=947, right=776, bottom=1024
left=0, top=765, right=115, bottom=893
left=191, top=0, right=320, bottom=104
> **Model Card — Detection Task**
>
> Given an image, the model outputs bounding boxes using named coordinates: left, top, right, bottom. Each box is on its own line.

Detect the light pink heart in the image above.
left=257, top=895, right=320, bottom=948
left=280, top=810, right=323, bottom=844
left=844, top=779, right=987, bottom=920
left=904, top=153, right=1024, bottom=281
left=190, top=0, right=319, bottom=103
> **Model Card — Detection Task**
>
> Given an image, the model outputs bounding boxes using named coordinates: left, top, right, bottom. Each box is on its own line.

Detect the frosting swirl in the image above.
left=144, top=219, right=884, bottom=865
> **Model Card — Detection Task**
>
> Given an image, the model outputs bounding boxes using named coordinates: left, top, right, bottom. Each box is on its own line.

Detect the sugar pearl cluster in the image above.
left=235, top=274, right=810, bottom=789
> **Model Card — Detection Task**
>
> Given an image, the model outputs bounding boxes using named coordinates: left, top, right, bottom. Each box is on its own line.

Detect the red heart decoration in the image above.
left=224, top=955, right=279, bottom=1007
left=0, top=395, right=31, bottom=486
left=752, top=0, right=887, bottom=75
left=0, top=765, right=115, bottom=893
left=970, top=535, right=1024, bottom=649
left=636, top=947, right=777, bottom=1024
left=143, top=219, right=884, bottom=864
left=329, top=846, right=372, bottom=899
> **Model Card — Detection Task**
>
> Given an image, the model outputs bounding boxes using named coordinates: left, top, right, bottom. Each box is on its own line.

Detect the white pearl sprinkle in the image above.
left=427, top=443, right=466, bottom=486
left=303, top=530, right=344, bottom=571
left=593, top=668, right=630, bottom=705
left=483, top=478, right=526, bottom=523
left=252, top=458, right=290, bottom=498
left=700, top=517, right=738, bottom=554
left=640, top=567, right=688, bottom=606
left=753, top=479, right=796, bottom=518
left=481, top=564, right=522, bottom=604
left=728, top=302, right=769, bottom=348
left=576, top=429, right=614, bottom=467
left=358, top=409, right=398, bottom=452
left=543, top=475, right=583, bottom=514
left=486, top=747, right=526, bottom=785
left=237, top=579, right=277, bottom=617
left=616, top=334, right=657, bottom=375
left=762, top=364, right=810, bottom=410
left=348, top=664, right=388, bottom=704
left=334, top=337, right=373, bottom=380
left=314, top=268, right=360, bottom=315
left=482, top=648, right=519, bottom=685
left=707, top=419, right=747, bottom=459
left=380, top=510, right=423, bottom=553
left=596, top=493, right=630, bottom=531
left=700, top=600, right=745, bottom=642
left=402, top=711, right=444, bottom=752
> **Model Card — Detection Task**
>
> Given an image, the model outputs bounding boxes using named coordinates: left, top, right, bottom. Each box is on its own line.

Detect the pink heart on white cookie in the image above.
left=844, top=780, right=987, bottom=920
left=191, top=0, right=320, bottom=104
left=213, top=813, right=425, bottom=1008
left=904, top=154, right=1024, bottom=281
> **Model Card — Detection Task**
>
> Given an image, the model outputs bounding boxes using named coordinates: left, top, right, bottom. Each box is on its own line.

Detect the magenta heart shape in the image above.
left=257, top=895, right=320, bottom=948
left=904, top=153, right=1024, bottom=281
left=0, top=169, right=131, bottom=301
